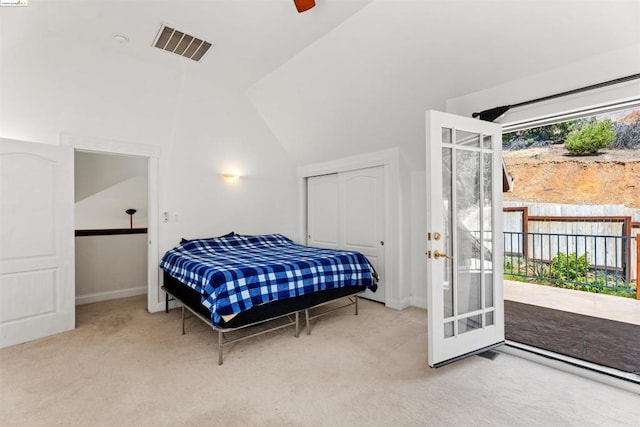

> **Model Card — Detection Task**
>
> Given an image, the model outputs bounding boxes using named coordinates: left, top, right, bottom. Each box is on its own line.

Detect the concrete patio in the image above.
left=504, top=280, right=640, bottom=326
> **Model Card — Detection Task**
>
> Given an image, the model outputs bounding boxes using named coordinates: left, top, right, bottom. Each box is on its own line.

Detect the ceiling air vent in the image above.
left=153, top=24, right=212, bottom=62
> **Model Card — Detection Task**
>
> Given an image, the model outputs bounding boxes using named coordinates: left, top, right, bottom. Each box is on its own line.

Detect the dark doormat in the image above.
left=505, top=300, right=640, bottom=374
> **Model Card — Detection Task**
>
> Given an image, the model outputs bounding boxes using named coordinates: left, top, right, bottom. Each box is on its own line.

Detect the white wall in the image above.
left=0, top=20, right=301, bottom=274
left=410, top=170, right=428, bottom=308
left=75, top=151, right=149, bottom=229
left=446, top=46, right=640, bottom=124
left=75, top=176, right=148, bottom=230
left=159, top=79, right=300, bottom=249
left=75, top=151, right=147, bottom=202
left=75, top=234, right=148, bottom=305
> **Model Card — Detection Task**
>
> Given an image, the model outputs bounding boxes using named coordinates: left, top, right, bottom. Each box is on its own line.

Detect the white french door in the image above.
left=426, top=110, right=504, bottom=367
left=0, top=138, right=75, bottom=347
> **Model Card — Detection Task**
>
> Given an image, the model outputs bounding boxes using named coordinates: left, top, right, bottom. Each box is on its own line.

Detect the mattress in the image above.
left=163, top=271, right=366, bottom=329
left=160, top=234, right=376, bottom=326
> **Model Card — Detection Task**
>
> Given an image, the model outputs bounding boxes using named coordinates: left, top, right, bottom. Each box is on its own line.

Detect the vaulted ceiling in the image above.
left=1, top=1, right=638, bottom=170
left=1, top=0, right=371, bottom=89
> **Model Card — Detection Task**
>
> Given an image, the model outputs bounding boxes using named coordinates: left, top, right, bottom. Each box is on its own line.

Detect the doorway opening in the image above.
left=74, top=150, right=149, bottom=306
left=63, top=133, right=161, bottom=314
left=501, top=105, right=640, bottom=375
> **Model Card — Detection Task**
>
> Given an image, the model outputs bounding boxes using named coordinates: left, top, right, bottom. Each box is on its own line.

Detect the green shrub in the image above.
left=564, top=118, right=615, bottom=155
left=550, top=252, right=589, bottom=281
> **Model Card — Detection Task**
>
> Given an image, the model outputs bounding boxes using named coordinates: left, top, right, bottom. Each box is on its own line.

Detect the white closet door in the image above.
left=0, top=139, right=75, bottom=347
left=340, top=167, right=385, bottom=303
left=307, top=167, right=386, bottom=303
left=307, top=174, right=339, bottom=249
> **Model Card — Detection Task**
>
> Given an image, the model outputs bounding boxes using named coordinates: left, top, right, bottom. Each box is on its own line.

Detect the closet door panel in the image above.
left=307, top=167, right=386, bottom=303
left=340, top=167, right=385, bottom=303
left=342, top=173, right=379, bottom=249
left=306, top=174, right=339, bottom=249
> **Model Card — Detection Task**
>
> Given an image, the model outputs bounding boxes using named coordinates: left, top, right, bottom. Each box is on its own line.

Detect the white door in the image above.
left=340, top=167, right=385, bottom=302
left=307, top=167, right=386, bottom=303
left=307, top=174, right=339, bottom=249
left=0, top=139, right=75, bottom=347
left=426, top=110, right=504, bottom=367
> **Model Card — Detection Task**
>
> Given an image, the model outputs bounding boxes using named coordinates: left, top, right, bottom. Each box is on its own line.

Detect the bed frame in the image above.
left=162, top=272, right=365, bottom=365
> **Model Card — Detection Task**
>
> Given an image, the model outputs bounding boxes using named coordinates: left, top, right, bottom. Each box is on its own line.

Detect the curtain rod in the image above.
left=472, top=73, right=640, bottom=122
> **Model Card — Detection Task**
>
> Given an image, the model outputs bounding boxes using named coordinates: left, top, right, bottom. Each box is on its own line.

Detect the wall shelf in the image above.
left=75, top=228, right=148, bottom=237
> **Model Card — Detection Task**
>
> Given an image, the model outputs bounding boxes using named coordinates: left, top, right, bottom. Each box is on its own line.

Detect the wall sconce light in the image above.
left=222, top=173, right=240, bottom=184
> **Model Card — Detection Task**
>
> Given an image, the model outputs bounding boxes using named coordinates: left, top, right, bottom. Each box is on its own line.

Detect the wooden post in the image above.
left=503, top=206, right=528, bottom=259
left=623, top=217, right=632, bottom=283
left=522, top=206, right=529, bottom=260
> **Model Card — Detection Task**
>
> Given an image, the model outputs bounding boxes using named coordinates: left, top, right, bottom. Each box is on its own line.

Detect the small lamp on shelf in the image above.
left=125, top=209, right=137, bottom=229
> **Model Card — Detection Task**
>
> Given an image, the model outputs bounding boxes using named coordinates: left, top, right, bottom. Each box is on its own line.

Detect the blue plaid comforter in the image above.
left=160, top=234, right=377, bottom=326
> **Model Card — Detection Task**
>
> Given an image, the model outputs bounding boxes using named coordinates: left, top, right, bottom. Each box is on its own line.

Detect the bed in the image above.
left=160, top=233, right=377, bottom=364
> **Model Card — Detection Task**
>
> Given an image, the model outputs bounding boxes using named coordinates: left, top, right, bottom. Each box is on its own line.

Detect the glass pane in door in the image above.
left=455, top=149, right=482, bottom=320
left=485, top=311, right=494, bottom=326
left=483, top=134, right=492, bottom=149
left=458, top=314, right=483, bottom=334
left=444, top=321, right=454, bottom=338
left=442, top=127, right=452, bottom=144
left=456, top=130, right=480, bottom=147
left=442, top=147, right=453, bottom=320
left=483, top=152, right=494, bottom=309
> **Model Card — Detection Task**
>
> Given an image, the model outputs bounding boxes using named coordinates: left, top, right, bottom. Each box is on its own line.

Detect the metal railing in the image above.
left=504, top=230, right=637, bottom=294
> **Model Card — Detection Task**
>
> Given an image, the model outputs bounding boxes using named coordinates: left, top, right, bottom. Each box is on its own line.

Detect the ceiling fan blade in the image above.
left=294, top=0, right=316, bottom=13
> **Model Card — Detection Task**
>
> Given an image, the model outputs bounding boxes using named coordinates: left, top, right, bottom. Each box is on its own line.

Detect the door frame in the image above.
left=298, top=148, right=405, bottom=309
left=61, top=132, right=162, bottom=313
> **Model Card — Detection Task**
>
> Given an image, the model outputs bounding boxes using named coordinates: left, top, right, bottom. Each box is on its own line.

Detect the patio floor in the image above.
left=504, top=280, right=640, bottom=374
left=504, top=280, right=640, bottom=325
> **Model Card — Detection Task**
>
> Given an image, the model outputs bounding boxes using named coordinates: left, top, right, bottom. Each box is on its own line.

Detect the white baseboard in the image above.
left=148, top=297, right=181, bottom=314
left=385, top=296, right=412, bottom=310
left=410, top=296, right=427, bottom=309
left=398, top=296, right=412, bottom=310
left=76, top=286, right=147, bottom=306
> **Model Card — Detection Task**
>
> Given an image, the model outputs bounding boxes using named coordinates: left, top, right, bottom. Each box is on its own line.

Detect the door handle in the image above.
left=433, top=250, right=453, bottom=260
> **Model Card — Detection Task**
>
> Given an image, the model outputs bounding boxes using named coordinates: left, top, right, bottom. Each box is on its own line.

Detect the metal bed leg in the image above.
left=165, top=291, right=169, bottom=313
left=218, top=331, right=224, bottom=366
left=355, top=295, right=359, bottom=316
left=181, top=306, right=186, bottom=335
left=305, top=309, right=311, bottom=335
left=294, top=312, right=300, bottom=338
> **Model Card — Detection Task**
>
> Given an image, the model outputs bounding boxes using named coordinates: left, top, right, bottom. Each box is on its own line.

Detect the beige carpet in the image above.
left=0, top=295, right=638, bottom=427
